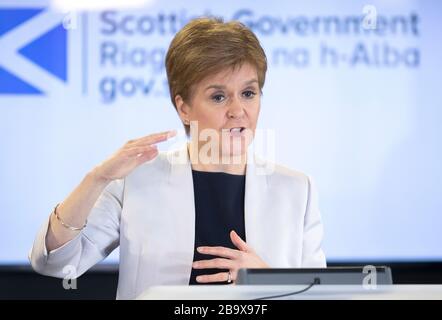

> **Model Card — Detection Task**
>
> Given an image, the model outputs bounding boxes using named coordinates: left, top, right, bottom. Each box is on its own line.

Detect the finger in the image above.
left=138, top=129, right=177, bottom=141
left=135, top=147, right=159, bottom=159
left=131, top=133, right=171, bottom=146
left=197, top=246, right=240, bottom=259
left=230, top=230, right=249, bottom=252
left=192, top=258, right=235, bottom=270
left=132, top=150, right=159, bottom=165
left=196, top=272, right=231, bottom=284
left=129, top=130, right=177, bottom=146
left=124, top=145, right=158, bottom=158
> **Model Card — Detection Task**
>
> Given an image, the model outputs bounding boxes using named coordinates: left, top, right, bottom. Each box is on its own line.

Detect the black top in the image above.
left=189, top=170, right=246, bottom=285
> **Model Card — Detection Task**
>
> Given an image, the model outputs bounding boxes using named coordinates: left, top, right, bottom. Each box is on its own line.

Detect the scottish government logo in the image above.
left=0, top=8, right=67, bottom=95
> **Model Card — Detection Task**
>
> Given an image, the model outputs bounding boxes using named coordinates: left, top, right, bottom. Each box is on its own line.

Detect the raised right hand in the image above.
left=92, top=130, right=177, bottom=183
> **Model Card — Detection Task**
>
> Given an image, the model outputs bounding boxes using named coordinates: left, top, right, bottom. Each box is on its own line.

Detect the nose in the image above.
left=227, top=97, right=245, bottom=119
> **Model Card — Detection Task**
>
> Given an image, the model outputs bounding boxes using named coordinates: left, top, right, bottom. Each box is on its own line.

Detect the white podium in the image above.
left=137, top=285, right=442, bottom=300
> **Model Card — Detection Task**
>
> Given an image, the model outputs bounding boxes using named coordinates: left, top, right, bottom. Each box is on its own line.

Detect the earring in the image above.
left=184, top=119, right=189, bottom=125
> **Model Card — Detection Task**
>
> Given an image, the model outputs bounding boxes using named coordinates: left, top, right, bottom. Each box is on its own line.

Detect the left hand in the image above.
left=192, top=230, right=269, bottom=284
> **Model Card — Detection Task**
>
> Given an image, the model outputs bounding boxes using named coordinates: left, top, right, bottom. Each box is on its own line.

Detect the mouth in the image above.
left=226, top=127, right=246, bottom=137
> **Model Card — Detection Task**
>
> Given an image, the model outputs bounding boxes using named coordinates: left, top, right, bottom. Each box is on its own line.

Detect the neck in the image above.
left=188, top=142, right=247, bottom=175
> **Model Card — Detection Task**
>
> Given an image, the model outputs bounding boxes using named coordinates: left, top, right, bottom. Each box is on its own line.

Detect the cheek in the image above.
left=248, top=103, right=260, bottom=125
left=198, top=108, right=225, bottom=128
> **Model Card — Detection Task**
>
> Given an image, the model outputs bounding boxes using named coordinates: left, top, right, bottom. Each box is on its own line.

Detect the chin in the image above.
left=220, top=136, right=250, bottom=158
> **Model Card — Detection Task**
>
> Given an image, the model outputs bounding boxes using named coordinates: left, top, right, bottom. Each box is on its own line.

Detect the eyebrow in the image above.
left=204, top=79, right=259, bottom=91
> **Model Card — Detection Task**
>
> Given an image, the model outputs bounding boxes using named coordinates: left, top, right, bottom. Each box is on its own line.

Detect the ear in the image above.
left=175, top=95, right=191, bottom=123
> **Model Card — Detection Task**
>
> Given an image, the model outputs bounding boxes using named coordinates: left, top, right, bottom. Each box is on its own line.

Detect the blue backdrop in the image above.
left=0, top=0, right=441, bottom=264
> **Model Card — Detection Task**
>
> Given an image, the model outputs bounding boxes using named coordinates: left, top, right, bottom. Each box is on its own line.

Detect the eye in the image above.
left=211, top=94, right=225, bottom=103
left=242, top=90, right=256, bottom=99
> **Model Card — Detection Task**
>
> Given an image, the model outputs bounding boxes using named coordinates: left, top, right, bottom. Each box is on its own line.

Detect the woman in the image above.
left=30, top=17, right=326, bottom=299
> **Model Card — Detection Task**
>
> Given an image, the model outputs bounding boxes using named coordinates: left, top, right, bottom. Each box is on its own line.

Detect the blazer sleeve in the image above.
left=29, top=179, right=124, bottom=278
left=301, top=175, right=327, bottom=267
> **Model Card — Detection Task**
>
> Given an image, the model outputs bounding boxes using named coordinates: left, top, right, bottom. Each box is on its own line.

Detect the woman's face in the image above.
left=176, top=63, right=261, bottom=159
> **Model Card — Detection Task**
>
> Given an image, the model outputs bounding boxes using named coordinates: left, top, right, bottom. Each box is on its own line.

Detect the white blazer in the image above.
left=29, top=144, right=326, bottom=299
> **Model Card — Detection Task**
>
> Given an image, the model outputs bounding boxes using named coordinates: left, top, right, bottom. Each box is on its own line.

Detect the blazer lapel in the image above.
left=244, top=150, right=273, bottom=265
left=164, top=144, right=195, bottom=284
